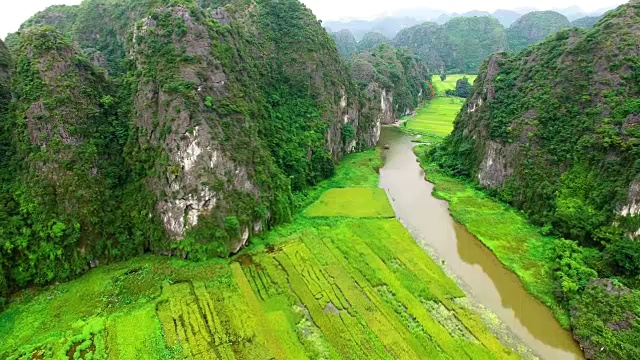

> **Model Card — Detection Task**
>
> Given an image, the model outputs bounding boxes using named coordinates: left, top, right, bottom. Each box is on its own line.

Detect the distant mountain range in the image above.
left=323, top=5, right=619, bottom=40
left=324, top=17, right=420, bottom=40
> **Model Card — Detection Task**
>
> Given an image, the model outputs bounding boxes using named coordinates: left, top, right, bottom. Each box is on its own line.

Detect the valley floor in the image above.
left=0, top=151, right=518, bottom=359
left=403, top=74, right=476, bottom=138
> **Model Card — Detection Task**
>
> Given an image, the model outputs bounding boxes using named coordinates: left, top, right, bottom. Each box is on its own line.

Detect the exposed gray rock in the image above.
left=477, top=141, right=518, bottom=188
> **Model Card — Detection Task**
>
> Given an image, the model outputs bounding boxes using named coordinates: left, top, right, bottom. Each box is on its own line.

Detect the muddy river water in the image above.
left=378, top=126, right=584, bottom=360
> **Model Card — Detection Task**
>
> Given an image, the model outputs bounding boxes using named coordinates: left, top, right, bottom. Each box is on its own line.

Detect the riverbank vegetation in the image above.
left=412, top=3, right=640, bottom=359
left=414, top=145, right=568, bottom=324
left=0, top=150, right=519, bottom=359
left=418, top=141, right=640, bottom=359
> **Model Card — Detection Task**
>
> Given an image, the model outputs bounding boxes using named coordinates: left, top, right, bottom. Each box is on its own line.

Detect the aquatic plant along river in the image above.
left=378, top=126, right=584, bottom=360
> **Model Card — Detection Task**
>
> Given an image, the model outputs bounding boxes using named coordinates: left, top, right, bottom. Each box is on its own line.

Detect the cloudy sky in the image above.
left=1, top=0, right=628, bottom=39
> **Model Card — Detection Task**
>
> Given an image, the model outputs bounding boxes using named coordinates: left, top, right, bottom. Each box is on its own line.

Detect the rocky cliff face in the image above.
left=129, top=5, right=266, bottom=249
left=126, top=0, right=384, bottom=252
left=0, top=0, right=395, bottom=292
left=350, top=44, right=430, bottom=126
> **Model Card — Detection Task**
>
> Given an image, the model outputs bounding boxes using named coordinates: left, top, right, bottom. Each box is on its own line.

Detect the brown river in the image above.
left=378, top=126, right=585, bottom=360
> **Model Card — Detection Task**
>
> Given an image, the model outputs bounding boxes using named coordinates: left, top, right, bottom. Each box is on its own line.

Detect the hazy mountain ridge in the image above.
left=323, top=4, right=618, bottom=43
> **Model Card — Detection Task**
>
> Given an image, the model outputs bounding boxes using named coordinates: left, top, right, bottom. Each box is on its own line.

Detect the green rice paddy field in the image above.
left=432, top=75, right=477, bottom=97
left=406, top=97, right=466, bottom=137
left=0, top=151, right=518, bottom=360
left=406, top=75, right=477, bottom=138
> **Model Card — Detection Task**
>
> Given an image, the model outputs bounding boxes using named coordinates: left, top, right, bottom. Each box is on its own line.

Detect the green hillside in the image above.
left=506, top=11, right=572, bottom=52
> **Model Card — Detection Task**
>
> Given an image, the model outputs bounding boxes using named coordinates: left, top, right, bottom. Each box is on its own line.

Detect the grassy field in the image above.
left=406, top=97, right=467, bottom=137
left=405, top=75, right=477, bottom=138
left=0, top=150, right=519, bottom=360
left=432, top=75, right=478, bottom=97
left=304, top=188, right=395, bottom=218
left=413, top=145, right=569, bottom=328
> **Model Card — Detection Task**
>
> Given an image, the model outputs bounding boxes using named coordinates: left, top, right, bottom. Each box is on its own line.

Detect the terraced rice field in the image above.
left=0, top=151, right=518, bottom=360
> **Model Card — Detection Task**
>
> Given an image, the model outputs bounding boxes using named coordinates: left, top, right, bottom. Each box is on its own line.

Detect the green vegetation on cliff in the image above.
left=571, top=15, right=604, bottom=29
left=0, top=28, right=132, bottom=303
left=393, top=17, right=506, bottom=74
left=506, top=11, right=572, bottom=52
left=357, top=31, right=390, bottom=52
left=331, top=29, right=357, bottom=58
left=433, top=2, right=640, bottom=358
left=0, top=150, right=519, bottom=359
left=349, top=44, right=431, bottom=122
left=1, top=0, right=425, bottom=300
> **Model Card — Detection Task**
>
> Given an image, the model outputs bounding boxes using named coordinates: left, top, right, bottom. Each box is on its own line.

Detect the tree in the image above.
left=455, top=76, right=471, bottom=98
left=605, top=238, right=640, bottom=277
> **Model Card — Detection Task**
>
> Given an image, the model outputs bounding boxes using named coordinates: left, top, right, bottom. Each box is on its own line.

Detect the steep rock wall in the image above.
left=349, top=44, right=430, bottom=129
